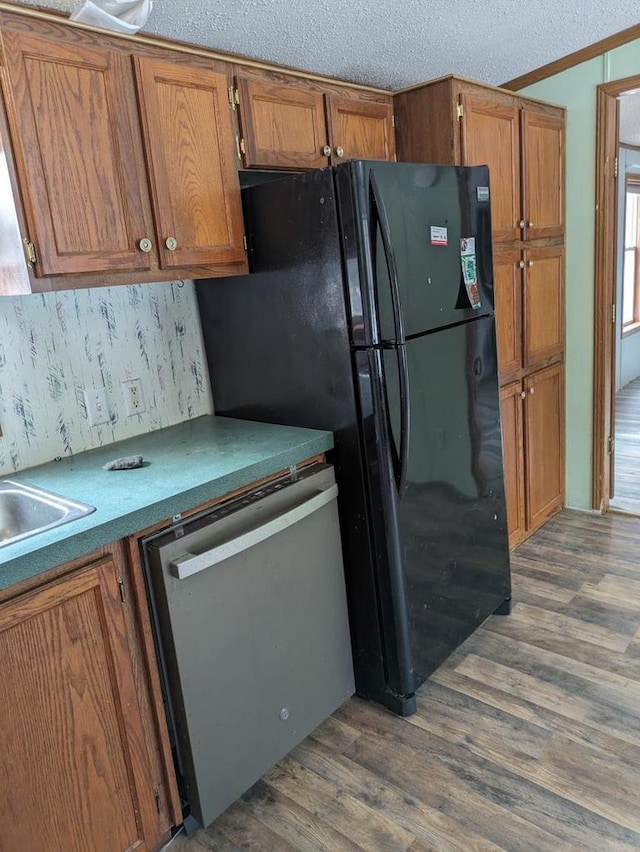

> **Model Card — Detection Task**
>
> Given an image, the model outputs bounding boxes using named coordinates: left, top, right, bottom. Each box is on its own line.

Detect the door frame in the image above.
left=592, top=74, right=640, bottom=510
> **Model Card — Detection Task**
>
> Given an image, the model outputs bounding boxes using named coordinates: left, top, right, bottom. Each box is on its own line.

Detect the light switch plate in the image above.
left=84, top=387, right=110, bottom=426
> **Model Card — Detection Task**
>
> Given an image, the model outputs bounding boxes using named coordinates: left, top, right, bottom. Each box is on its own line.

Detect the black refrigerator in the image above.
left=196, top=160, right=511, bottom=717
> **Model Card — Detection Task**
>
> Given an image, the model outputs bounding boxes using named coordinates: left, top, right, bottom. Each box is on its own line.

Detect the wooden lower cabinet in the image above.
left=500, top=362, right=565, bottom=548
left=500, top=380, right=526, bottom=549
left=0, top=542, right=179, bottom=852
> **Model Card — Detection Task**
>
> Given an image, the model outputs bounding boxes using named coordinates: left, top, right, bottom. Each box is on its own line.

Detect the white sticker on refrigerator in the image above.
left=430, top=226, right=448, bottom=246
left=460, top=237, right=481, bottom=309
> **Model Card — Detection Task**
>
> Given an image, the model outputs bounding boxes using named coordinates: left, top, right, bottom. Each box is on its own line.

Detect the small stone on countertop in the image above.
left=103, top=455, right=144, bottom=470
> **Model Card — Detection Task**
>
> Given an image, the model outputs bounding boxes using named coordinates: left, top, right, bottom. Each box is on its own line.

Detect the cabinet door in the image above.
left=500, top=381, right=526, bottom=549
left=326, top=94, right=395, bottom=163
left=524, top=363, right=565, bottom=532
left=0, top=551, right=163, bottom=851
left=523, top=244, right=565, bottom=369
left=134, top=57, right=246, bottom=270
left=237, top=76, right=328, bottom=169
left=0, top=30, right=152, bottom=276
left=459, top=92, right=521, bottom=243
left=521, top=108, right=565, bottom=241
left=493, top=245, right=522, bottom=381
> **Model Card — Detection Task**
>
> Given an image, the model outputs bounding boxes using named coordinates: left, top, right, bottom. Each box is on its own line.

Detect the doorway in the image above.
left=593, top=74, right=640, bottom=513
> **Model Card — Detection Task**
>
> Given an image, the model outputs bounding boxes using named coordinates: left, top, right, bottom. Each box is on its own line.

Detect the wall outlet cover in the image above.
left=122, top=379, right=146, bottom=416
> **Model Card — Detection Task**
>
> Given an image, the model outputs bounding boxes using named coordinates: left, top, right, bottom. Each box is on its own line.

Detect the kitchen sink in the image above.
left=0, top=479, right=96, bottom=549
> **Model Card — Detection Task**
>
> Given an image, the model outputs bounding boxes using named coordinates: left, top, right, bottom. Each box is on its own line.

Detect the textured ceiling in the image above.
left=14, top=0, right=640, bottom=90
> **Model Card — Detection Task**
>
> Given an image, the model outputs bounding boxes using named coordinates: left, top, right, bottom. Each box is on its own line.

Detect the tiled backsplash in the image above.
left=0, top=280, right=213, bottom=475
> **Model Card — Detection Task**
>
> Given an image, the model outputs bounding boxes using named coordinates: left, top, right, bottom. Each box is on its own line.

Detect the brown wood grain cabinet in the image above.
left=134, top=56, right=246, bottom=270
left=394, top=76, right=565, bottom=245
left=523, top=362, right=565, bottom=533
left=0, top=542, right=180, bottom=852
left=0, top=15, right=247, bottom=288
left=499, top=366, right=565, bottom=549
left=235, top=71, right=395, bottom=170
left=500, top=381, right=526, bottom=550
left=395, top=76, right=566, bottom=546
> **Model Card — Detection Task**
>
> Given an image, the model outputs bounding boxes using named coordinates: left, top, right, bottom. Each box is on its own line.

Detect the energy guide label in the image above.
left=430, top=226, right=448, bottom=246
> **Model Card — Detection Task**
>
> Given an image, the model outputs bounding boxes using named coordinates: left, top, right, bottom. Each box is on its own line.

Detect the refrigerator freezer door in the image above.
left=343, top=161, right=495, bottom=344
left=381, top=315, right=511, bottom=688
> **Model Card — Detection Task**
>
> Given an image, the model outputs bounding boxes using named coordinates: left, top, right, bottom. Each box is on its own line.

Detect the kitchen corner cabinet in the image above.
left=393, top=76, right=565, bottom=245
left=0, top=542, right=179, bottom=852
left=0, top=18, right=247, bottom=286
left=235, top=71, right=395, bottom=170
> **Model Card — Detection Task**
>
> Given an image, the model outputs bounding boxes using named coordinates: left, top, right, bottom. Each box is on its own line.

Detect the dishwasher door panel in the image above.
left=144, top=465, right=354, bottom=828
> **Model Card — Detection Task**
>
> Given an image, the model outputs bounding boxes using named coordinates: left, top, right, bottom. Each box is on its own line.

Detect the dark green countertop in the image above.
left=0, top=415, right=334, bottom=590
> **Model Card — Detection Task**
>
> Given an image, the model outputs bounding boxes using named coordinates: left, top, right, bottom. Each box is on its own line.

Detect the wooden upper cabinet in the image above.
left=523, top=244, right=565, bottom=369
left=460, top=93, right=521, bottom=243
left=325, top=94, right=395, bottom=163
left=237, top=76, right=328, bottom=169
left=0, top=547, right=171, bottom=851
left=521, top=108, right=565, bottom=241
left=134, top=57, right=246, bottom=270
left=0, top=30, right=152, bottom=276
left=393, top=77, right=565, bottom=246
left=493, top=245, right=522, bottom=380
left=524, top=362, right=565, bottom=531
left=236, top=72, right=395, bottom=170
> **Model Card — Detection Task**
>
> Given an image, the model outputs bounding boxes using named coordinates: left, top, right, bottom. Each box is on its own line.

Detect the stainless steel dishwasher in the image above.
left=141, top=462, right=354, bottom=831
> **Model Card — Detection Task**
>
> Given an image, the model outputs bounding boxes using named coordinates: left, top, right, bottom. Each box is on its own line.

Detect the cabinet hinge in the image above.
left=608, top=435, right=614, bottom=455
left=456, top=103, right=464, bottom=120
left=242, top=234, right=248, bottom=251
left=391, top=113, right=396, bottom=128
left=154, top=789, right=161, bottom=815
left=612, top=302, right=616, bottom=324
left=235, top=136, right=246, bottom=159
left=227, top=86, right=239, bottom=111
left=23, top=237, right=37, bottom=267
left=117, top=576, right=126, bottom=603
left=614, top=156, right=619, bottom=179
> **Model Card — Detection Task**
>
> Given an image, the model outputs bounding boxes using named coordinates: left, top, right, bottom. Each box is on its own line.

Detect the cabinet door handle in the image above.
left=165, top=237, right=178, bottom=251
left=519, top=220, right=525, bottom=229
left=138, top=238, right=153, bottom=252
left=527, top=221, right=534, bottom=227
left=529, top=387, right=535, bottom=395
left=169, top=484, right=339, bottom=579
left=335, top=146, right=344, bottom=157
left=528, top=259, right=534, bottom=267
left=322, top=144, right=331, bottom=157
left=519, top=259, right=525, bottom=269
left=520, top=391, right=526, bottom=399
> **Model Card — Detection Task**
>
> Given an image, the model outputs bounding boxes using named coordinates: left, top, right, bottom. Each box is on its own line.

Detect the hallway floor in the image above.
left=611, top=374, right=640, bottom=514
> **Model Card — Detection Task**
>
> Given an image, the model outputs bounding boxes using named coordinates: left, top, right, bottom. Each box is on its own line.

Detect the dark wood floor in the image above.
left=612, top=375, right=640, bottom=514
left=167, top=509, right=640, bottom=851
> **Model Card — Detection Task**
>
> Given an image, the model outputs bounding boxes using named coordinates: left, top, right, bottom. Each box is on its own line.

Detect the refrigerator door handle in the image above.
left=369, top=172, right=406, bottom=347
left=395, top=343, right=411, bottom=495
left=369, top=172, right=410, bottom=495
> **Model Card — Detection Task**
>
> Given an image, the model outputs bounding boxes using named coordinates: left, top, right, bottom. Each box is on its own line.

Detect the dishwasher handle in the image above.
left=169, top=483, right=339, bottom=580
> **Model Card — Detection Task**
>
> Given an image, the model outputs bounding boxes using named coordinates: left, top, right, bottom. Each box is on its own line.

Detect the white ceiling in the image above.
left=14, top=0, right=640, bottom=90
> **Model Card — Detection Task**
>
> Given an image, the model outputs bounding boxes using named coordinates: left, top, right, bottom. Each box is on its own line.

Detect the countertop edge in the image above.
left=0, top=420, right=334, bottom=591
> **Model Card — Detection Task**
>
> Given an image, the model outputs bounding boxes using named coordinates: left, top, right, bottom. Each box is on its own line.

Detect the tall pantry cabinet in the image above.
left=394, top=76, right=566, bottom=548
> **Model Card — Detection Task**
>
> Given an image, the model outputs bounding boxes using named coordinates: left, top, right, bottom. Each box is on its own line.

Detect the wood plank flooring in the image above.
left=166, top=509, right=640, bottom=851
left=611, top=375, right=640, bottom=513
